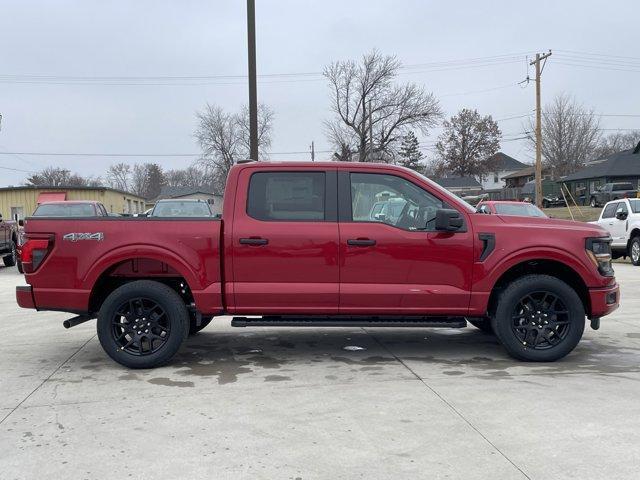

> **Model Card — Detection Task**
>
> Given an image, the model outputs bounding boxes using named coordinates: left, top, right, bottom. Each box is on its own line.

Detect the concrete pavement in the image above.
left=1, top=264, right=639, bottom=479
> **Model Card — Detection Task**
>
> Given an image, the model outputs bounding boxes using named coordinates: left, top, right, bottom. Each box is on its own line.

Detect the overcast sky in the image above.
left=0, top=0, right=638, bottom=186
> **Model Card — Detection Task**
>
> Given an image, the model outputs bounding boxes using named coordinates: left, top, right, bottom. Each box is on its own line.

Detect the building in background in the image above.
left=431, top=176, right=482, bottom=195
left=0, top=186, right=145, bottom=220
left=561, top=142, right=640, bottom=205
left=478, top=152, right=529, bottom=191
left=146, top=186, right=223, bottom=214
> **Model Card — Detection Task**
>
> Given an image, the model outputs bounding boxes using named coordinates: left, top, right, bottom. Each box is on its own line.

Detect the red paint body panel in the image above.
left=17, top=161, right=619, bottom=323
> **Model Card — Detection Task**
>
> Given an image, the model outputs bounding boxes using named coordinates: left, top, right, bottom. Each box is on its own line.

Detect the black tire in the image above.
left=466, top=317, right=493, bottom=334
left=629, top=236, right=640, bottom=266
left=589, top=197, right=597, bottom=208
left=542, top=199, right=549, bottom=209
left=491, top=274, right=585, bottom=362
left=97, top=280, right=189, bottom=369
left=189, top=316, right=213, bottom=335
left=2, top=241, right=17, bottom=267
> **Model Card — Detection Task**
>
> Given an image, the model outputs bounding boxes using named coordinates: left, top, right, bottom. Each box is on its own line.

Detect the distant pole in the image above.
left=247, top=0, right=258, bottom=161
left=310, top=141, right=315, bottom=161
left=368, top=100, right=373, bottom=162
left=530, top=50, right=552, bottom=208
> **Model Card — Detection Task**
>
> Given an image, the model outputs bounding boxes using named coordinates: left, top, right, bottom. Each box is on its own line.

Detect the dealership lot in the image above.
left=0, top=265, right=639, bottom=479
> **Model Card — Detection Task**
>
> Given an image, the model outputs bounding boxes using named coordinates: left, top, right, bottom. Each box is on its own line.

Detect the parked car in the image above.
left=592, top=198, right=640, bottom=265
left=0, top=212, right=18, bottom=267
left=149, top=199, right=213, bottom=217
left=17, top=161, right=618, bottom=368
left=521, top=195, right=566, bottom=209
left=589, top=182, right=638, bottom=208
left=476, top=200, right=547, bottom=218
left=32, top=201, right=110, bottom=217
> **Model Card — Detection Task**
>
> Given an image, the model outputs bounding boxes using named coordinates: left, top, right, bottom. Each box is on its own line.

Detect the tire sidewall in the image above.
left=3, top=241, right=17, bottom=267
left=492, top=275, right=585, bottom=361
left=630, top=237, right=640, bottom=266
left=97, top=280, right=189, bottom=368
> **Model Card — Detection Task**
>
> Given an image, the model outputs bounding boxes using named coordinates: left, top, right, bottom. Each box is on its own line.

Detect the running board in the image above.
left=231, top=316, right=467, bottom=328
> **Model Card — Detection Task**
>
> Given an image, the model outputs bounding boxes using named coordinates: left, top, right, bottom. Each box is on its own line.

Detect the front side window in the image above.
left=350, top=173, right=444, bottom=231
left=602, top=202, right=618, bottom=219
left=247, top=172, right=325, bottom=221
left=616, top=202, right=629, bottom=215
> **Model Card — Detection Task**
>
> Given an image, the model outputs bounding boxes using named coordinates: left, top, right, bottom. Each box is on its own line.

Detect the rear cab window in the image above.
left=247, top=171, right=327, bottom=221
left=33, top=203, right=97, bottom=217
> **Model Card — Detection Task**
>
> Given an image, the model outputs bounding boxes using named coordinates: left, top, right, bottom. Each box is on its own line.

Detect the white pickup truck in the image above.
left=592, top=198, right=640, bottom=266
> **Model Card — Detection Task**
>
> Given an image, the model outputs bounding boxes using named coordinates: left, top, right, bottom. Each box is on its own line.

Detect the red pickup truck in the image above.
left=16, top=162, right=619, bottom=368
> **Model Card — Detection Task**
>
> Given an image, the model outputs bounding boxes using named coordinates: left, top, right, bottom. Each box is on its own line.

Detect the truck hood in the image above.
left=483, top=214, right=609, bottom=237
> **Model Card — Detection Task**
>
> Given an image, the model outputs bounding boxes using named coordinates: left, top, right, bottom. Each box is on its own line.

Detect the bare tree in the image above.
left=131, top=163, right=166, bottom=199
left=593, top=130, right=640, bottom=159
left=106, top=163, right=131, bottom=192
left=25, top=167, right=95, bottom=187
left=433, top=109, right=501, bottom=178
left=165, top=166, right=208, bottom=188
left=527, top=94, right=601, bottom=177
left=324, top=50, right=442, bottom=162
left=195, top=103, right=273, bottom=192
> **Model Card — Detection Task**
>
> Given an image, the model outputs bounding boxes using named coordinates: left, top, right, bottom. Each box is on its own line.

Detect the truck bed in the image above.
left=21, top=217, right=223, bottom=315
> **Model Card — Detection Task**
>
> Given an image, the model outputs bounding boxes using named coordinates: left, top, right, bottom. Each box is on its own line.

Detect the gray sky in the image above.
left=0, top=0, right=638, bottom=186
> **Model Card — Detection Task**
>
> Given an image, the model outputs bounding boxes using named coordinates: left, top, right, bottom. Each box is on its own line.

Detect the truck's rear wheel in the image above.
left=630, top=236, right=640, bottom=266
left=590, top=197, right=597, bottom=208
left=491, top=275, right=585, bottom=361
left=97, top=280, right=189, bottom=369
left=3, top=241, right=17, bottom=267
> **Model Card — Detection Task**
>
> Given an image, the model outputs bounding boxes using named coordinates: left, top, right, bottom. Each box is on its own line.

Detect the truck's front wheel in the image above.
left=491, top=275, right=585, bottom=361
left=97, top=280, right=189, bottom=369
left=629, top=236, right=640, bottom=266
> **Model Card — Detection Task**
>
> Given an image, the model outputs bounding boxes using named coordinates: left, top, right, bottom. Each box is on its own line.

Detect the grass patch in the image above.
left=542, top=206, right=601, bottom=222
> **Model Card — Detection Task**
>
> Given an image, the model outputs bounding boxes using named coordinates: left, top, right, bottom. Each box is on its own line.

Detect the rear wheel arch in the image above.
left=88, top=256, right=197, bottom=315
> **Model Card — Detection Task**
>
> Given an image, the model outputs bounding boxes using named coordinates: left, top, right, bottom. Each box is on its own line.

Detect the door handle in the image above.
left=347, top=238, right=376, bottom=247
left=239, top=237, right=269, bottom=246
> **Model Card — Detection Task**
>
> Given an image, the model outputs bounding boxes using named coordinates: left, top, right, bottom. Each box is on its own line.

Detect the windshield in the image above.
left=33, top=203, right=96, bottom=217
left=151, top=201, right=213, bottom=217
left=494, top=203, right=547, bottom=218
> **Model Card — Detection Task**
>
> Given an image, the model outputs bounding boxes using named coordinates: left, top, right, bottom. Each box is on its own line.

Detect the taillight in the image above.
left=21, top=237, right=53, bottom=273
left=585, top=237, right=614, bottom=277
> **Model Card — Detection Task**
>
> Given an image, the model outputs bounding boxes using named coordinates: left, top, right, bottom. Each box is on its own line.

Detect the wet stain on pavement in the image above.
left=147, top=377, right=195, bottom=388
left=264, top=375, right=291, bottom=382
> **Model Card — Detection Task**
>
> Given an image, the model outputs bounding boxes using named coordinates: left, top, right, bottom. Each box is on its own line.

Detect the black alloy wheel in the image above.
left=492, top=274, right=585, bottom=361
left=97, top=280, right=189, bottom=368
left=510, top=292, right=570, bottom=350
left=111, top=297, right=170, bottom=356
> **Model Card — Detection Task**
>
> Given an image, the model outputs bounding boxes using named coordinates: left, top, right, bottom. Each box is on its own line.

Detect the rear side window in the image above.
left=602, top=203, right=618, bottom=219
left=613, top=183, right=634, bottom=191
left=33, top=203, right=96, bottom=217
left=629, top=199, right=640, bottom=213
left=247, top=172, right=326, bottom=221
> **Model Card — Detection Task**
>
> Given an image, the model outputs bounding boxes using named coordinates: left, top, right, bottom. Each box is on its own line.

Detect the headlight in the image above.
left=585, top=237, right=614, bottom=277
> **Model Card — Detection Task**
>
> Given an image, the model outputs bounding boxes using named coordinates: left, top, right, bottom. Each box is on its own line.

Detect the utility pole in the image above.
left=246, top=0, right=258, bottom=161
left=368, top=100, right=373, bottom=162
left=530, top=50, right=552, bottom=208
left=310, top=141, right=315, bottom=161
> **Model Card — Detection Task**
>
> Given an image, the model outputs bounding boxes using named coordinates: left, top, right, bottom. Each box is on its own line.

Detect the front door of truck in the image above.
left=338, top=170, right=473, bottom=315
left=230, top=167, right=339, bottom=314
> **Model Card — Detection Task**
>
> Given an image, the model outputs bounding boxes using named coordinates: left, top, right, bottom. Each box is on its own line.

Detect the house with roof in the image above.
left=477, top=152, right=529, bottom=191
left=561, top=142, right=640, bottom=204
left=146, top=186, right=223, bottom=214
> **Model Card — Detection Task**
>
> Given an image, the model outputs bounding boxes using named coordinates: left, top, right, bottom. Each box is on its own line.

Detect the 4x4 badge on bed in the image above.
left=63, top=232, right=104, bottom=242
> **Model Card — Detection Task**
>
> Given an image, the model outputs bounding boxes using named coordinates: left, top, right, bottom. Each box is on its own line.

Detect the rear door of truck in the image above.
left=229, top=165, right=339, bottom=314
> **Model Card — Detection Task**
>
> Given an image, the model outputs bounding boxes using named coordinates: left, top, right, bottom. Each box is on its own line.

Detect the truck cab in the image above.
left=593, top=198, right=640, bottom=265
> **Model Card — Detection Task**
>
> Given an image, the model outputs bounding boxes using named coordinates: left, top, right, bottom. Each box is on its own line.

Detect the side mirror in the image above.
left=18, top=219, right=24, bottom=227
left=616, top=211, right=628, bottom=220
left=435, top=208, right=464, bottom=232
